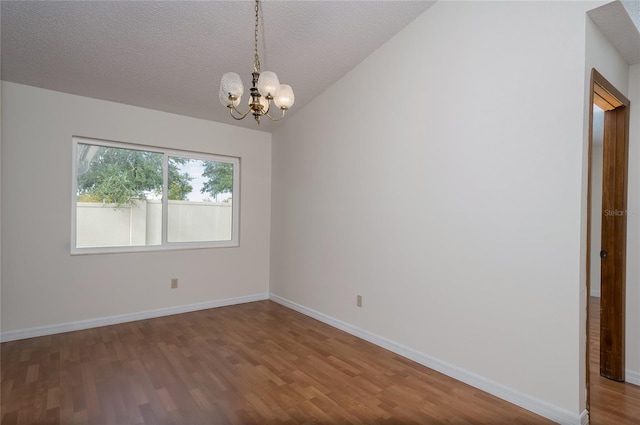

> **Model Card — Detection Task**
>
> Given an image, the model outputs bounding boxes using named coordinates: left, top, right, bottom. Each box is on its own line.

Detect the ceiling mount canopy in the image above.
left=219, top=0, right=294, bottom=124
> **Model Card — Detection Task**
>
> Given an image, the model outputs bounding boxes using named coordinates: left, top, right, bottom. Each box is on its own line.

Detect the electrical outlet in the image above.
left=357, top=295, right=362, bottom=307
left=171, top=278, right=178, bottom=289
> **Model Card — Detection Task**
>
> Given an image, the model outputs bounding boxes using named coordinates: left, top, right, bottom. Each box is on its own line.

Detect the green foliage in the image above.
left=201, top=161, right=234, bottom=199
left=77, top=192, right=104, bottom=203
left=168, top=158, right=194, bottom=201
left=77, top=146, right=193, bottom=205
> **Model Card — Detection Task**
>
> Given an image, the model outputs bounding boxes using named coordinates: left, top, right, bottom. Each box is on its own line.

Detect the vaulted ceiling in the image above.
left=1, top=0, right=435, bottom=132
left=589, top=0, right=640, bottom=66
left=2, top=1, right=638, bottom=133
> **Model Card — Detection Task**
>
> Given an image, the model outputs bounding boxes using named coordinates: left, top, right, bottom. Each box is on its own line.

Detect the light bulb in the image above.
left=219, top=86, right=240, bottom=107
left=219, top=72, right=244, bottom=106
left=274, top=84, right=294, bottom=109
left=257, top=71, right=280, bottom=98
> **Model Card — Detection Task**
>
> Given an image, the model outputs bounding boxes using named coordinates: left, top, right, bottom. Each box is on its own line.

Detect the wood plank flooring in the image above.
left=0, top=299, right=630, bottom=424
left=588, top=296, right=640, bottom=425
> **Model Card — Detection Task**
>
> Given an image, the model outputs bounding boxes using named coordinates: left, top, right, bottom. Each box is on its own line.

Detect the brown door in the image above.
left=592, top=70, right=630, bottom=382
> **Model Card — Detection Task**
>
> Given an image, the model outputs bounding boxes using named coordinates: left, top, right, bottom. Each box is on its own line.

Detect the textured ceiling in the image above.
left=1, top=0, right=435, bottom=132
left=589, top=0, right=640, bottom=65
left=3, top=1, right=638, bottom=133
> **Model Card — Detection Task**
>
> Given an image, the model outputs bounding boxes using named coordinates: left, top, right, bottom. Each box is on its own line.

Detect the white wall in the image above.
left=0, top=68, right=2, bottom=333
left=626, top=63, right=640, bottom=381
left=1, top=82, right=272, bottom=332
left=582, top=15, right=637, bottom=387
left=271, top=1, right=599, bottom=419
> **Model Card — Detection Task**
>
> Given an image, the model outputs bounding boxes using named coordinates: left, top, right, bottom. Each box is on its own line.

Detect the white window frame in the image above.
left=71, top=137, right=240, bottom=255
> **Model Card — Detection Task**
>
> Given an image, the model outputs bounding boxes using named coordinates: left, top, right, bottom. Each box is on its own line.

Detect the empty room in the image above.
left=1, top=1, right=639, bottom=424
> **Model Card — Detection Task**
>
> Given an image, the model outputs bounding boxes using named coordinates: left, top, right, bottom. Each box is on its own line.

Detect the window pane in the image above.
left=73, top=137, right=239, bottom=253
left=75, top=143, right=163, bottom=248
left=167, top=157, right=233, bottom=243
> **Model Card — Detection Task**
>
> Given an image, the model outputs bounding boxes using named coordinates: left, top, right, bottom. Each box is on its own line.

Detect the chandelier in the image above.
left=219, top=0, right=294, bottom=124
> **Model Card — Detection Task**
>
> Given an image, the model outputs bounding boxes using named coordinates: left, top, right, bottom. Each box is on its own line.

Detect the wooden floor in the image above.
left=0, top=299, right=631, bottom=425
left=588, top=296, right=640, bottom=425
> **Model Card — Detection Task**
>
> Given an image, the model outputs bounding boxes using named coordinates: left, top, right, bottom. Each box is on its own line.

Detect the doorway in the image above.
left=586, top=69, right=630, bottom=411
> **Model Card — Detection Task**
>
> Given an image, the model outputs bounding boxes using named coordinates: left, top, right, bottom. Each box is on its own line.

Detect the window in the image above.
left=72, top=137, right=239, bottom=254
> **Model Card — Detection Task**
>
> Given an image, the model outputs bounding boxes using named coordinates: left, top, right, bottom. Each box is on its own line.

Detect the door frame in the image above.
left=586, top=68, right=631, bottom=409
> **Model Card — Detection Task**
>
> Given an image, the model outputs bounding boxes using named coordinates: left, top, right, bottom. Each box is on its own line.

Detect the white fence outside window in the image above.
left=76, top=199, right=232, bottom=248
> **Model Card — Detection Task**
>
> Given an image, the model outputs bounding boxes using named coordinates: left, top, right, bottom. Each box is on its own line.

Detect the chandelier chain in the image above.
left=253, top=0, right=260, bottom=72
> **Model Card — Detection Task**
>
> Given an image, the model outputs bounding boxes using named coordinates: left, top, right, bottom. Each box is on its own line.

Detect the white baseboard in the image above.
left=269, top=294, right=584, bottom=425
left=580, top=409, right=589, bottom=425
left=627, top=369, right=640, bottom=386
left=0, top=293, right=269, bottom=343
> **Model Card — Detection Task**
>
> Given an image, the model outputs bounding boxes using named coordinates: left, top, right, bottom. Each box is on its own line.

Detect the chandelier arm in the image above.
left=264, top=108, right=287, bottom=122
left=228, top=106, right=253, bottom=121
